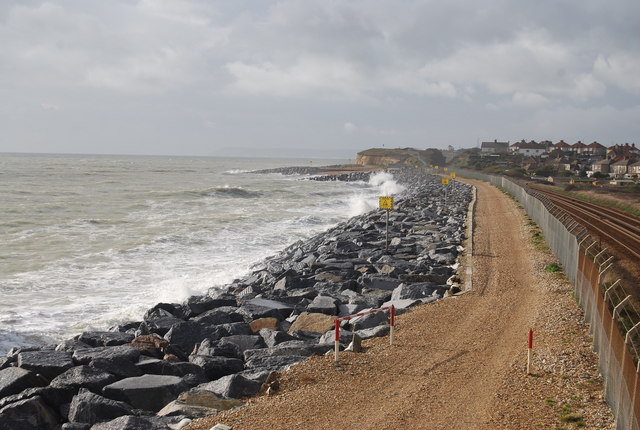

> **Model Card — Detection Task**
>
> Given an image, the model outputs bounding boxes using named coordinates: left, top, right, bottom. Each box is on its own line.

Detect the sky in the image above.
left=1, top=0, right=639, bottom=159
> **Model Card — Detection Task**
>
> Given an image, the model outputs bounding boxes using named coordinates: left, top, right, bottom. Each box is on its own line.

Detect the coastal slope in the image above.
left=188, top=179, right=613, bottom=429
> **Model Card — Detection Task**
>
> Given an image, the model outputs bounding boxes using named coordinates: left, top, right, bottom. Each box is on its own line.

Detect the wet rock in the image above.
left=135, top=358, right=205, bottom=379
left=192, top=307, right=244, bottom=326
left=89, top=358, right=141, bottom=379
left=163, top=321, right=221, bottom=357
left=184, top=294, right=237, bottom=317
left=218, top=335, right=266, bottom=355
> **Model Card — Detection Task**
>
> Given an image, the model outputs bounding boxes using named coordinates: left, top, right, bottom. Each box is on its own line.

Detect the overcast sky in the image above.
left=1, top=1, right=638, bottom=158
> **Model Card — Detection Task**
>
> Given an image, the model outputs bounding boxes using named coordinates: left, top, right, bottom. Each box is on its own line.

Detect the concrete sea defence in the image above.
left=0, top=168, right=471, bottom=429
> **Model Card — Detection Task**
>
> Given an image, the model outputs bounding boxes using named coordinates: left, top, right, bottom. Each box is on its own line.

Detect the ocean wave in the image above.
left=224, top=169, right=252, bottom=175
left=151, top=186, right=262, bottom=199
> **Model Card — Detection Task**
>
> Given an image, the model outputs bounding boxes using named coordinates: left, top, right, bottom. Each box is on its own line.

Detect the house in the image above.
left=629, top=161, right=640, bottom=176
left=591, top=159, right=611, bottom=174
left=608, top=143, right=640, bottom=160
left=585, top=141, right=607, bottom=157
left=512, top=140, right=547, bottom=156
left=610, top=159, right=632, bottom=177
left=480, top=140, right=509, bottom=154
left=570, top=141, right=587, bottom=154
left=554, top=140, right=571, bottom=152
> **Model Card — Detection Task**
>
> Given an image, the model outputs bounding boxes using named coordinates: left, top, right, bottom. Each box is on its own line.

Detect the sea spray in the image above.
left=348, top=171, right=406, bottom=216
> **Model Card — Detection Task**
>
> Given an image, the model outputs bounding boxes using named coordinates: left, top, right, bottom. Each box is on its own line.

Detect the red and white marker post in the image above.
left=527, top=329, right=533, bottom=375
left=333, top=305, right=396, bottom=363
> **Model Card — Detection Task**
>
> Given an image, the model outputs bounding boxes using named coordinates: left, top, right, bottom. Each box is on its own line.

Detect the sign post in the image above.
left=441, top=177, right=449, bottom=201
left=379, top=196, right=394, bottom=250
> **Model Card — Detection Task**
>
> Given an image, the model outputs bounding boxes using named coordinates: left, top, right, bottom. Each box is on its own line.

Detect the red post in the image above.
left=334, top=318, right=340, bottom=362
left=390, top=305, right=395, bottom=345
left=527, top=329, right=533, bottom=374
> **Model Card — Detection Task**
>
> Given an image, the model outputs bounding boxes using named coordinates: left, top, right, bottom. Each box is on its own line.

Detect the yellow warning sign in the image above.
left=444, top=167, right=448, bottom=172
left=434, top=165, right=439, bottom=170
left=379, top=196, right=394, bottom=210
left=450, top=172, right=456, bottom=179
left=441, top=177, right=450, bottom=185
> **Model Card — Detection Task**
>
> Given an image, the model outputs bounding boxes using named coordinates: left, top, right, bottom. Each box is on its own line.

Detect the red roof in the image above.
left=587, top=141, right=606, bottom=149
left=571, top=141, right=586, bottom=148
left=554, top=140, right=570, bottom=148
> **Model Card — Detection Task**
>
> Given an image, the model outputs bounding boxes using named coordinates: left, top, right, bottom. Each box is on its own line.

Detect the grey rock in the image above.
left=77, top=332, right=134, bottom=348
left=243, top=355, right=307, bottom=371
left=17, top=350, right=74, bottom=380
left=196, top=373, right=262, bottom=399
left=390, top=282, right=442, bottom=301
left=192, top=307, right=243, bottom=326
left=0, top=367, right=48, bottom=398
left=347, top=309, right=390, bottom=330
left=319, top=329, right=354, bottom=346
left=0, top=395, right=59, bottom=430
left=306, top=295, right=339, bottom=315
left=89, top=415, right=187, bottom=430
left=359, top=275, right=403, bottom=291
left=188, top=356, right=244, bottom=381
left=355, top=325, right=391, bottom=340
left=218, top=335, right=265, bottom=354
left=102, top=374, right=188, bottom=413
left=135, top=358, right=205, bottom=379
left=68, top=388, right=133, bottom=425
left=258, top=329, right=295, bottom=348
left=236, top=298, right=294, bottom=321
left=73, top=346, right=141, bottom=366
left=163, top=321, right=220, bottom=357
left=184, top=294, right=237, bottom=317
left=89, top=358, right=141, bottom=379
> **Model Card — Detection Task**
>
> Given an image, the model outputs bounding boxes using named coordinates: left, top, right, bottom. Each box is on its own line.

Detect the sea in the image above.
left=0, top=153, right=405, bottom=355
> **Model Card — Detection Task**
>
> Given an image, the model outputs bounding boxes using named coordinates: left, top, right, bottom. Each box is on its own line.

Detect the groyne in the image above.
left=0, top=169, right=471, bottom=429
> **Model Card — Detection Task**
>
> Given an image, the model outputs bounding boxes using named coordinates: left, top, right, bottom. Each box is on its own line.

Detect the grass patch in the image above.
left=559, top=413, right=585, bottom=426
left=544, top=263, right=562, bottom=273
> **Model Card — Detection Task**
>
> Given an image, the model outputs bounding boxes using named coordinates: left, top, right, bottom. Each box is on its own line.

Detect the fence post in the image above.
left=390, top=305, right=395, bottom=345
left=334, top=318, right=340, bottom=363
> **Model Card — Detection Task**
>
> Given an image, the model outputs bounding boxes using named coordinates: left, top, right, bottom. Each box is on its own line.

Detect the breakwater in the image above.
left=0, top=169, right=471, bottom=429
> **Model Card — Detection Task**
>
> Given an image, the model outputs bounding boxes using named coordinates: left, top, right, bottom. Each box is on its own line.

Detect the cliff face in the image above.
left=355, top=154, right=405, bottom=166
left=356, top=147, right=446, bottom=168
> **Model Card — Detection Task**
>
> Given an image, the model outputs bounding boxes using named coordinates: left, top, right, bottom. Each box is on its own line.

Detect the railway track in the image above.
left=528, top=186, right=640, bottom=261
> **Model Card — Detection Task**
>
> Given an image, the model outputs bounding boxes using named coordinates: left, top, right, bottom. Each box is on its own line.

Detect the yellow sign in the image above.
left=434, top=165, right=439, bottom=170
left=441, top=177, right=450, bottom=185
left=450, top=172, right=456, bottom=179
left=444, top=167, right=448, bottom=172
left=379, top=196, right=394, bottom=210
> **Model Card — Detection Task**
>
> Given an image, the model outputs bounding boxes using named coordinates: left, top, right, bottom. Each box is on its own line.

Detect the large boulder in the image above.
left=306, top=296, right=339, bottom=315
left=188, top=356, right=244, bottom=381
left=88, top=358, right=141, bottom=379
left=0, top=367, right=48, bottom=398
left=359, top=275, right=403, bottom=291
left=390, top=282, right=442, bottom=301
left=135, top=358, right=205, bottom=379
left=192, top=307, right=244, bottom=326
left=72, top=346, right=140, bottom=366
left=102, top=374, right=188, bottom=413
left=89, top=415, right=188, bottom=430
left=244, top=355, right=307, bottom=371
left=77, top=332, right=134, bottom=348
left=346, top=309, right=390, bottom=331
left=184, top=294, right=237, bottom=317
left=217, top=335, right=265, bottom=355
left=236, top=298, right=294, bottom=321
left=0, top=395, right=59, bottom=430
left=67, top=388, right=133, bottom=426
left=258, top=329, right=295, bottom=348
left=163, top=321, right=226, bottom=356
left=287, top=312, right=335, bottom=334
left=17, top=350, right=74, bottom=380
left=195, top=374, right=262, bottom=399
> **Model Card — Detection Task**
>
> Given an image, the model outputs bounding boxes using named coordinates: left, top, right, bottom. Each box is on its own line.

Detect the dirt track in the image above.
left=187, top=179, right=614, bottom=430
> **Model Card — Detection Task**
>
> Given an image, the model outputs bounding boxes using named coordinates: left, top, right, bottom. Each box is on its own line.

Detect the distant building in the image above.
left=570, top=141, right=587, bottom=154
left=585, top=141, right=607, bottom=157
left=629, top=161, right=640, bottom=176
left=611, top=159, right=632, bottom=177
left=554, top=140, right=571, bottom=152
left=591, top=159, right=611, bottom=174
left=480, top=140, right=509, bottom=154
left=511, top=140, right=546, bottom=156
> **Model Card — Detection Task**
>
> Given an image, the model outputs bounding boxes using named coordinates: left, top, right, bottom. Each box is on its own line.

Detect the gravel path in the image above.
left=186, top=179, right=614, bottom=430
